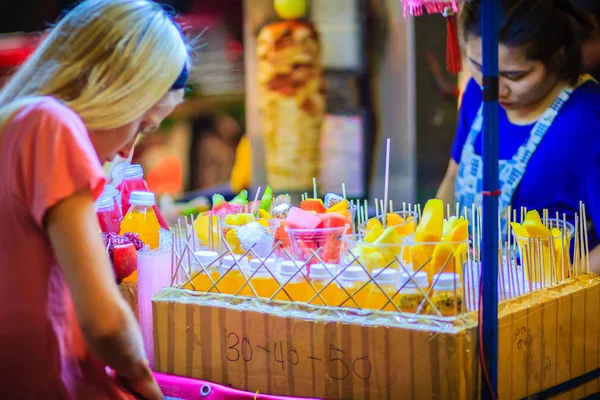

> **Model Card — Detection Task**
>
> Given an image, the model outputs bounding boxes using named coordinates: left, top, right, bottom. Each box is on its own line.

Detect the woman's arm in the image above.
left=436, top=160, right=459, bottom=205
left=47, top=189, right=162, bottom=400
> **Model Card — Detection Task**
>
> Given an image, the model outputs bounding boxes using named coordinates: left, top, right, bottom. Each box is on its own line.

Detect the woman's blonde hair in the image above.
left=0, top=0, right=189, bottom=130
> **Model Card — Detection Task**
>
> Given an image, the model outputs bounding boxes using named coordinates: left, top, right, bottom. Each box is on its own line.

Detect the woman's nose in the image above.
left=499, top=80, right=510, bottom=98
left=118, top=144, right=134, bottom=160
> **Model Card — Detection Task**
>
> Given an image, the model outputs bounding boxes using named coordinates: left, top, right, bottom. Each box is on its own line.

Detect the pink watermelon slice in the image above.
left=286, top=207, right=322, bottom=230
left=317, top=213, right=347, bottom=229
left=300, top=199, right=327, bottom=214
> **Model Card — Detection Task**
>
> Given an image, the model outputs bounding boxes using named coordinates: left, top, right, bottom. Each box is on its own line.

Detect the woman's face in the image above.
left=466, top=36, right=559, bottom=112
left=89, top=89, right=185, bottom=164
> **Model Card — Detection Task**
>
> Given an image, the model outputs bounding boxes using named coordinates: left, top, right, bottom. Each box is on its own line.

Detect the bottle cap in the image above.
left=432, top=273, right=461, bottom=291
left=193, top=251, right=219, bottom=268
left=221, top=255, right=248, bottom=269
left=249, top=258, right=277, bottom=275
left=372, top=268, right=398, bottom=285
left=103, top=184, right=118, bottom=198
left=339, top=266, right=368, bottom=282
left=129, top=191, right=155, bottom=207
left=309, top=263, right=338, bottom=279
left=95, top=196, right=115, bottom=212
left=400, top=272, right=429, bottom=290
left=124, top=164, right=144, bottom=180
left=279, top=260, right=303, bottom=276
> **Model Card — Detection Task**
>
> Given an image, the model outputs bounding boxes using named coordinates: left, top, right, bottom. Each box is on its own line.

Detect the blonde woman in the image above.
left=0, top=0, right=189, bottom=398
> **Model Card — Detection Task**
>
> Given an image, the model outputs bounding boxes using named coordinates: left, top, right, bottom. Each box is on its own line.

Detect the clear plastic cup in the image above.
left=341, top=234, right=408, bottom=273
left=358, top=210, right=419, bottom=236
left=512, top=218, right=574, bottom=286
left=220, top=219, right=279, bottom=258
left=286, top=225, right=348, bottom=270
left=404, top=237, right=470, bottom=282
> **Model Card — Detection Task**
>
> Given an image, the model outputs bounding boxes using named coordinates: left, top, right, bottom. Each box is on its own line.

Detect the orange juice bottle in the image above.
left=276, top=261, right=313, bottom=302
left=248, top=258, right=280, bottom=299
left=398, top=272, right=429, bottom=313
left=365, top=268, right=399, bottom=311
left=218, top=255, right=250, bottom=296
left=183, top=251, right=220, bottom=292
left=309, top=263, right=341, bottom=307
left=120, top=191, right=160, bottom=249
left=338, top=267, right=370, bottom=309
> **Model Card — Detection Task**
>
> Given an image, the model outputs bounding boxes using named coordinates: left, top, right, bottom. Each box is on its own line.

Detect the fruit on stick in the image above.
left=259, top=186, right=273, bottom=212
left=324, top=193, right=345, bottom=209
left=274, top=0, right=307, bottom=20
left=300, top=198, right=327, bottom=214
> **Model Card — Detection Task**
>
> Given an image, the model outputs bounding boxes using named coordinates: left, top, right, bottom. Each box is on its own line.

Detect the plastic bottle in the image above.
left=428, top=273, right=462, bottom=316
left=118, top=164, right=168, bottom=229
left=338, top=266, right=370, bottom=309
left=397, top=272, right=429, bottom=313
left=218, top=255, right=250, bottom=296
left=276, top=260, right=313, bottom=302
left=120, top=191, right=161, bottom=250
left=183, top=251, right=220, bottom=292
left=248, top=258, right=280, bottom=299
left=309, top=263, right=341, bottom=307
left=95, top=195, right=122, bottom=234
left=364, top=268, right=400, bottom=311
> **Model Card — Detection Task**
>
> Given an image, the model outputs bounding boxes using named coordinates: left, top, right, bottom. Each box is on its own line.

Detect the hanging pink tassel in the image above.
left=444, top=7, right=463, bottom=75
left=402, top=0, right=458, bottom=18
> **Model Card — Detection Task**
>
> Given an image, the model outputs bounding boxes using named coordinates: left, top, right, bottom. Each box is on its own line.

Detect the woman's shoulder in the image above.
left=12, top=96, right=85, bottom=131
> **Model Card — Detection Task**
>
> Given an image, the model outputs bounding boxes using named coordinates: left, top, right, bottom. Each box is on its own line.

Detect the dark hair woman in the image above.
left=436, top=0, right=600, bottom=272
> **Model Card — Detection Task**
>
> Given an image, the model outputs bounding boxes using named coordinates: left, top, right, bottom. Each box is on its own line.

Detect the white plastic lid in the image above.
left=95, top=196, right=115, bottom=212
left=249, top=258, right=277, bottom=275
left=221, top=255, right=248, bottom=269
left=372, top=269, right=398, bottom=285
left=124, top=164, right=144, bottom=180
left=432, top=273, right=461, bottom=291
left=279, top=260, right=303, bottom=276
left=193, top=251, right=219, bottom=267
left=310, top=263, right=338, bottom=279
left=400, top=272, right=429, bottom=290
left=103, top=184, right=118, bottom=198
left=340, top=266, right=368, bottom=282
left=129, top=191, right=155, bottom=206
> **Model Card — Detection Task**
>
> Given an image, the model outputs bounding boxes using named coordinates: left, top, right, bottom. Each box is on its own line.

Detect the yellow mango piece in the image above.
left=360, top=251, right=386, bottom=272
left=224, top=213, right=239, bottom=225
left=415, top=199, right=444, bottom=242
left=415, top=230, right=443, bottom=244
left=453, top=243, right=469, bottom=275
left=444, top=219, right=469, bottom=243
left=525, top=210, right=543, bottom=225
left=386, top=212, right=405, bottom=227
left=366, top=218, right=383, bottom=231
left=431, top=243, right=455, bottom=275
left=326, top=199, right=349, bottom=213
left=258, top=209, right=271, bottom=219
left=194, top=214, right=220, bottom=246
left=226, top=229, right=243, bottom=254
left=375, top=226, right=400, bottom=245
left=365, top=223, right=384, bottom=243
left=258, top=218, right=269, bottom=228
left=511, top=222, right=528, bottom=238
left=522, top=220, right=552, bottom=239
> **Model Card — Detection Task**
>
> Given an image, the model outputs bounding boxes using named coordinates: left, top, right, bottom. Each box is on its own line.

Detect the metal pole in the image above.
left=480, top=0, right=500, bottom=399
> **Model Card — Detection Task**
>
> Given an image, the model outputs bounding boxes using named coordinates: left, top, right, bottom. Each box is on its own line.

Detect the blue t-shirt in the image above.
left=452, top=79, right=600, bottom=247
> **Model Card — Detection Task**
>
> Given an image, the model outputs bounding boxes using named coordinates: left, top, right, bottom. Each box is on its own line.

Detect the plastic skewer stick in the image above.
left=250, top=186, right=262, bottom=215
left=382, top=138, right=391, bottom=228
left=312, top=178, right=318, bottom=200
left=342, top=183, right=347, bottom=199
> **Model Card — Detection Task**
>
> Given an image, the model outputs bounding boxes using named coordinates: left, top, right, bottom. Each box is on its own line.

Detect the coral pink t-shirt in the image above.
left=0, top=97, right=133, bottom=399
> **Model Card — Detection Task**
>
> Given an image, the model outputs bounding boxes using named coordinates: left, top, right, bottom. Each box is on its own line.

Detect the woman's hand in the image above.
left=119, top=361, right=163, bottom=400
left=436, top=160, right=459, bottom=205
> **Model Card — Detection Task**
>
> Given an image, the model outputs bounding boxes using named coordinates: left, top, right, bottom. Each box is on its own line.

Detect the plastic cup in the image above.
left=358, top=210, right=419, bottom=236
left=286, top=225, right=348, bottom=271
left=512, top=218, right=574, bottom=286
left=341, top=234, right=409, bottom=273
